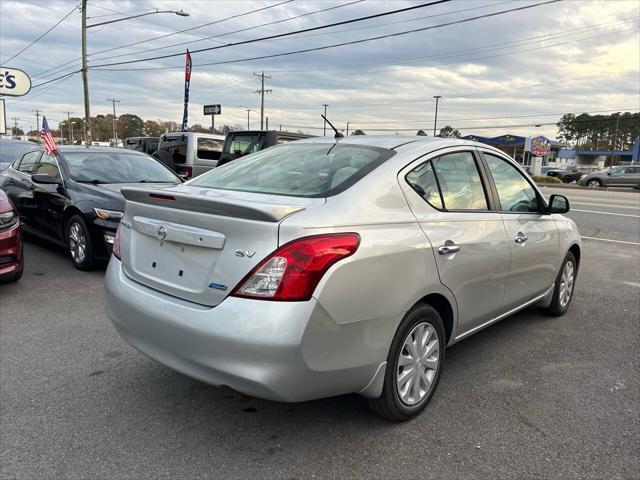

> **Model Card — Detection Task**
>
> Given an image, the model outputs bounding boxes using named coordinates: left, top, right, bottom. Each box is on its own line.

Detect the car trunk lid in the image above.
left=118, top=185, right=322, bottom=306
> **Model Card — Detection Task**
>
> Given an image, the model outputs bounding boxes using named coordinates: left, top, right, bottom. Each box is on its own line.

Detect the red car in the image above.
left=0, top=189, right=23, bottom=282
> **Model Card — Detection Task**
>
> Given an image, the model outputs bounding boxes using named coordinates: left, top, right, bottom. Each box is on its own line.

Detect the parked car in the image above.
left=0, top=189, right=23, bottom=282
left=0, top=146, right=182, bottom=270
left=154, top=132, right=225, bottom=179
left=578, top=165, right=640, bottom=188
left=546, top=165, right=585, bottom=183
left=217, top=130, right=314, bottom=166
left=105, top=136, right=581, bottom=420
left=124, top=136, right=159, bottom=155
left=0, top=139, right=38, bottom=172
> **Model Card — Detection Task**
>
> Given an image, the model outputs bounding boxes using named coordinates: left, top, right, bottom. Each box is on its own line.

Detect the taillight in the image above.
left=231, top=233, right=360, bottom=301
left=112, top=221, right=122, bottom=260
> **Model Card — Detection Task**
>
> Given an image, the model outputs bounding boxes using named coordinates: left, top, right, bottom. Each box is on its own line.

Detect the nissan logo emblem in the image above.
left=157, top=225, right=168, bottom=240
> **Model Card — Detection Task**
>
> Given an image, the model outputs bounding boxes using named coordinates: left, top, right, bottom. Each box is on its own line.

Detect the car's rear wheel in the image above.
left=587, top=179, right=602, bottom=187
left=544, top=251, right=576, bottom=316
left=67, top=215, right=95, bottom=270
left=368, top=304, right=445, bottom=421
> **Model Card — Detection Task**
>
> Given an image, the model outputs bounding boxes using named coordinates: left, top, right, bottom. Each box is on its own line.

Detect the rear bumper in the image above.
left=0, top=222, right=23, bottom=278
left=104, top=258, right=380, bottom=402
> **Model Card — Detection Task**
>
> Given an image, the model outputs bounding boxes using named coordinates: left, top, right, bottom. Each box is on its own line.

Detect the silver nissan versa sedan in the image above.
left=105, top=136, right=580, bottom=421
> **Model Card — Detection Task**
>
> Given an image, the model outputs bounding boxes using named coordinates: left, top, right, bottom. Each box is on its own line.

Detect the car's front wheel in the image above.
left=66, top=215, right=95, bottom=270
left=587, top=179, right=602, bottom=187
left=368, top=304, right=445, bottom=421
left=544, top=251, right=577, bottom=316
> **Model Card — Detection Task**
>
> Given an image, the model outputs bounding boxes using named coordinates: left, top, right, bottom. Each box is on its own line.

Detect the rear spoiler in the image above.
left=121, top=187, right=305, bottom=222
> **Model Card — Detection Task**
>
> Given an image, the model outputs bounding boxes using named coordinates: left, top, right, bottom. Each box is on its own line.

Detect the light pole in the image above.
left=81, top=1, right=189, bottom=145
left=346, top=122, right=350, bottom=136
left=107, top=98, right=120, bottom=146
left=70, top=121, right=76, bottom=144
left=322, top=104, right=329, bottom=136
left=432, top=95, right=442, bottom=136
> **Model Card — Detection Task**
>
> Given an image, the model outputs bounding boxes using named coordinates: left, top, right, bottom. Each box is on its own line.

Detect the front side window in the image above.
left=190, top=143, right=394, bottom=197
left=17, top=151, right=41, bottom=173
left=63, top=152, right=180, bottom=184
left=197, top=138, right=223, bottom=160
left=484, top=153, right=539, bottom=213
left=34, top=154, right=62, bottom=181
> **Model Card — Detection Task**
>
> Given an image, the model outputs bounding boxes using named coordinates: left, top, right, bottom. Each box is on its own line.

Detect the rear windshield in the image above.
left=63, top=151, right=181, bottom=184
left=189, top=143, right=394, bottom=198
left=158, top=135, right=188, bottom=164
left=223, top=133, right=267, bottom=156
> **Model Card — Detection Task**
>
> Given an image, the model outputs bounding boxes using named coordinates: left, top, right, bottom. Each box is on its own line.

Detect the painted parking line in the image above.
left=581, top=236, right=640, bottom=246
left=572, top=209, right=640, bottom=218
left=571, top=201, right=640, bottom=210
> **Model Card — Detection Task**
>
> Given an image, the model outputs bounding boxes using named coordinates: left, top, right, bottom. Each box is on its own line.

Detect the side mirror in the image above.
left=32, top=173, right=61, bottom=185
left=547, top=194, right=570, bottom=214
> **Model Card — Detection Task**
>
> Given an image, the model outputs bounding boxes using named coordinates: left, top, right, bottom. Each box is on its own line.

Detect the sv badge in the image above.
left=234, top=249, right=256, bottom=258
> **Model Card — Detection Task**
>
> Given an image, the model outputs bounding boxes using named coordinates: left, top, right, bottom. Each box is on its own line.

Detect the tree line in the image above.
left=556, top=112, right=638, bottom=150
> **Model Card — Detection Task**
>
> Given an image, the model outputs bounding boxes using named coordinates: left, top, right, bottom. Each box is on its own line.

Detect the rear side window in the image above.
left=189, top=143, right=395, bottom=198
left=407, top=151, right=488, bottom=210
left=17, top=151, right=41, bottom=173
left=159, top=136, right=188, bottom=165
left=197, top=138, right=223, bottom=160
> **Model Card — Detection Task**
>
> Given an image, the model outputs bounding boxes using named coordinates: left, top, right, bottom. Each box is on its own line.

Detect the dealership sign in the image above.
left=0, top=67, right=31, bottom=97
left=527, top=135, right=551, bottom=156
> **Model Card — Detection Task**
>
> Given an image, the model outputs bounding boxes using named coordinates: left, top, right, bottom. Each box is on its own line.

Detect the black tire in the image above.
left=66, top=214, right=95, bottom=271
left=586, top=179, right=602, bottom=188
left=561, top=176, right=572, bottom=184
left=368, top=304, right=445, bottom=421
left=544, top=252, right=577, bottom=316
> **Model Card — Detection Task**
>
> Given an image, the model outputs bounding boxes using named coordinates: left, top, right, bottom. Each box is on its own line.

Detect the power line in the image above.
left=2, top=2, right=80, bottom=64
left=91, top=0, right=367, bottom=63
left=31, top=71, right=81, bottom=89
left=89, top=0, right=296, bottom=58
left=30, top=0, right=295, bottom=80
left=90, top=0, right=455, bottom=68
left=92, top=0, right=563, bottom=71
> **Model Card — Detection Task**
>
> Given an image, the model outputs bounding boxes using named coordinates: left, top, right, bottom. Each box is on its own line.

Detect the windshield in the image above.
left=223, top=133, right=267, bottom=156
left=189, top=143, right=394, bottom=198
left=63, top=151, right=180, bottom=184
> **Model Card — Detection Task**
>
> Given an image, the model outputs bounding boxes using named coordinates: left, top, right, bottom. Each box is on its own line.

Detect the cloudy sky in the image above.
left=1, top=0, right=638, bottom=139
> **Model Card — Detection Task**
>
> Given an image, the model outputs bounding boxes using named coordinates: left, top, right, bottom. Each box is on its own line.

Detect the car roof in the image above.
left=57, top=145, right=148, bottom=154
left=293, top=135, right=480, bottom=151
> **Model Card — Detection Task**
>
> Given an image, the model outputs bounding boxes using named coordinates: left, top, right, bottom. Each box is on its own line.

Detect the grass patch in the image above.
left=532, top=175, right=562, bottom=184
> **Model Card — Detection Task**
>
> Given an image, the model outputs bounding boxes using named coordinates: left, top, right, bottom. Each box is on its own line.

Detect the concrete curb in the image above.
left=535, top=183, right=640, bottom=194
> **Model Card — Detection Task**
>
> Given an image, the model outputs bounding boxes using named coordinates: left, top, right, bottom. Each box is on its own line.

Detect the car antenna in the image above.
left=321, top=114, right=344, bottom=139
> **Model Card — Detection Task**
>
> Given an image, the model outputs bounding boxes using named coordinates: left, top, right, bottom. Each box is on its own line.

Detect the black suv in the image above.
left=218, top=130, right=313, bottom=166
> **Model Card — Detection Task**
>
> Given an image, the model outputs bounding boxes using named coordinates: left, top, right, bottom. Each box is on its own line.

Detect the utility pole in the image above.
left=346, top=122, right=350, bottom=136
left=107, top=98, right=120, bottom=146
left=432, top=96, right=442, bottom=136
left=63, top=111, right=73, bottom=144
left=322, top=104, right=329, bottom=136
left=266, top=117, right=269, bottom=130
left=81, top=0, right=92, bottom=145
left=246, top=109, right=251, bottom=129
left=254, top=72, right=271, bottom=130
left=34, top=109, right=41, bottom=132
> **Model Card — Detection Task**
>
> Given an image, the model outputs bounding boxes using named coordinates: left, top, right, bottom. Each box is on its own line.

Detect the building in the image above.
left=461, top=134, right=569, bottom=168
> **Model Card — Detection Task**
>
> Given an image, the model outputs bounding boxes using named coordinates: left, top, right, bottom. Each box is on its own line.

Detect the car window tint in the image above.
left=18, top=151, right=41, bottom=173
left=431, top=152, right=488, bottom=210
left=484, top=153, right=539, bottom=213
left=406, top=160, right=443, bottom=209
left=63, top=152, right=180, bottom=184
left=190, top=144, right=394, bottom=198
left=34, top=154, right=62, bottom=181
left=197, top=138, right=223, bottom=160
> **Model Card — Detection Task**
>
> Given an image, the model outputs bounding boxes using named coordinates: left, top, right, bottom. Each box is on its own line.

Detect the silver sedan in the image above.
left=105, top=136, right=581, bottom=421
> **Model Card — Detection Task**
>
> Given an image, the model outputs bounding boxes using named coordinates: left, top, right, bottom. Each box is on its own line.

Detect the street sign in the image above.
left=0, top=67, right=31, bottom=97
left=203, top=104, right=221, bottom=115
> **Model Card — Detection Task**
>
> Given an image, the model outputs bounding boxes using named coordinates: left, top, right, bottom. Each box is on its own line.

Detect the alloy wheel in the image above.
left=68, top=222, right=86, bottom=264
left=559, top=260, right=575, bottom=308
left=396, top=322, right=440, bottom=406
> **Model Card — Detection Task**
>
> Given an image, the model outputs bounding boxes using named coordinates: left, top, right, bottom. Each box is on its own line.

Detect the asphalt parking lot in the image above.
left=1, top=188, right=639, bottom=479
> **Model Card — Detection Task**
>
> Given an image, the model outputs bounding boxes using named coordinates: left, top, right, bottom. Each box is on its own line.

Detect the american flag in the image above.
left=39, top=116, right=58, bottom=155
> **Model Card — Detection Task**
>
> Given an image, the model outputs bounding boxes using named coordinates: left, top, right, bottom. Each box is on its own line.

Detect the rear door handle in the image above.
left=438, top=243, right=460, bottom=255
left=514, top=232, right=528, bottom=244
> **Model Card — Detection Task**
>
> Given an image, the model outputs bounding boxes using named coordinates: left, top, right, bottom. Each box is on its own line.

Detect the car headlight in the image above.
left=0, top=210, right=17, bottom=229
left=579, top=174, right=587, bottom=180
left=93, top=208, right=123, bottom=221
